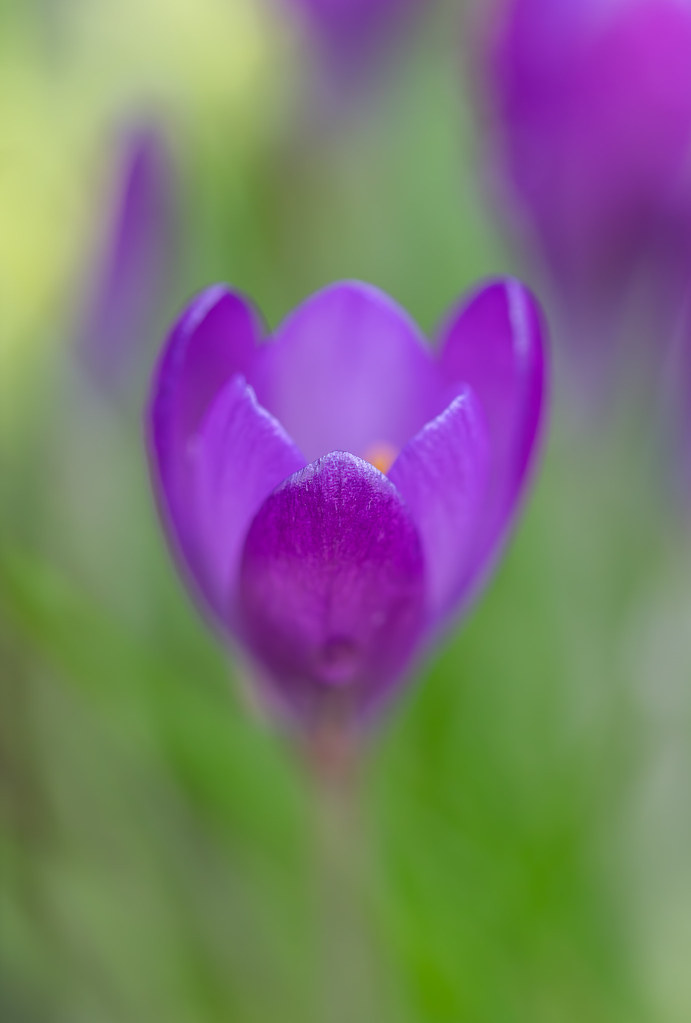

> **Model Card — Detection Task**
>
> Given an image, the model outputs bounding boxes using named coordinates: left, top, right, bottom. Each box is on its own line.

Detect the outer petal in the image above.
left=238, top=451, right=425, bottom=724
left=252, top=281, right=442, bottom=462
left=190, top=376, right=305, bottom=621
left=388, top=389, right=490, bottom=627
left=147, top=286, right=263, bottom=574
left=438, top=279, right=546, bottom=583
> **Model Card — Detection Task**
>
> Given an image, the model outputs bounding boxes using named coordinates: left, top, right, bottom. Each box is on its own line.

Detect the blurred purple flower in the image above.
left=288, top=0, right=420, bottom=86
left=78, top=125, right=177, bottom=395
left=482, top=0, right=691, bottom=380
left=661, top=278, right=691, bottom=498
left=146, top=280, right=547, bottom=728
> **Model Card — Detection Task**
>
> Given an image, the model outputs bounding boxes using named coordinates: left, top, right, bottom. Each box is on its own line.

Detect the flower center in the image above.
left=363, top=441, right=398, bottom=475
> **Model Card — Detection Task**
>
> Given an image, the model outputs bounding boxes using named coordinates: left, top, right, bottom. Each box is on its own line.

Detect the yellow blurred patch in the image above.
left=364, top=442, right=399, bottom=475
left=0, top=0, right=279, bottom=426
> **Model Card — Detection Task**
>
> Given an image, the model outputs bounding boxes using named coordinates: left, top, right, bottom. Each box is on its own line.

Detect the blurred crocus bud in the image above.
left=78, top=124, right=178, bottom=397
left=146, top=279, right=547, bottom=732
left=661, top=280, right=691, bottom=498
left=481, top=0, right=691, bottom=387
left=288, top=0, right=420, bottom=87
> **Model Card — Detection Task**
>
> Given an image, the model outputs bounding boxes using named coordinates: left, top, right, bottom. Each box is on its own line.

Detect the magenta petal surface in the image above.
left=238, top=451, right=425, bottom=723
left=147, top=287, right=263, bottom=582
left=438, top=279, right=546, bottom=580
left=191, top=376, right=305, bottom=621
left=252, top=282, right=442, bottom=463
left=388, top=389, right=490, bottom=627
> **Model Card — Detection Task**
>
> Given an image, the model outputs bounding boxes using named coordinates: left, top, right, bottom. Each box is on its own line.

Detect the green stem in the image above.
left=306, top=724, right=377, bottom=1023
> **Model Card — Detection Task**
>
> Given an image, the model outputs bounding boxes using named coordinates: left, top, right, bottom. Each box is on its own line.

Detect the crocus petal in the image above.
left=388, top=389, right=490, bottom=627
left=252, top=282, right=442, bottom=463
left=438, top=279, right=546, bottom=581
left=191, top=376, right=305, bottom=621
left=238, top=451, right=425, bottom=723
left=147, top=286, right=263, bottom=576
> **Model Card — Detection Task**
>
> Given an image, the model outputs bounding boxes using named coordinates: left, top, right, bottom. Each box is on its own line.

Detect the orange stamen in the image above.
left=364, top=442, right=398, bottom=475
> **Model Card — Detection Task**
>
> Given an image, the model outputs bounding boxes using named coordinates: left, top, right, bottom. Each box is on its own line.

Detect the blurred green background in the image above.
left=3, top=1, right=691, bottom=1020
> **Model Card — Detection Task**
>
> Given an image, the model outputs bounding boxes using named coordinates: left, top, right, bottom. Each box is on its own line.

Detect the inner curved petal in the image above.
left=251, top=281, right=443, bottom=463
left=388, top=389, right=491, bottom=629
left=189, top=375, right=306, bottom=625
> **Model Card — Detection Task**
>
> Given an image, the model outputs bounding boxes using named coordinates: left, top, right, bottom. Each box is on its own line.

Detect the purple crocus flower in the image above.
left=146, top=280, right=546, bottom=728
left=79, top=124, right=177, bottom=395
left=482, top=0, right=691, bottom=381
